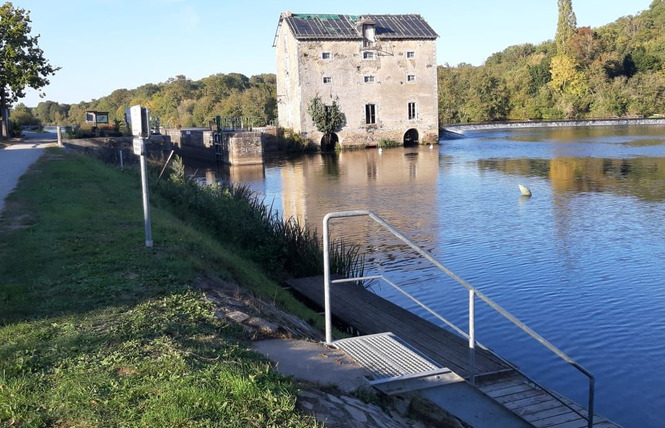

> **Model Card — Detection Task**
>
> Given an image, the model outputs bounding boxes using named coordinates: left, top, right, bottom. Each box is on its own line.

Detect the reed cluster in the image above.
left=156, top=156, right=364, bottom=280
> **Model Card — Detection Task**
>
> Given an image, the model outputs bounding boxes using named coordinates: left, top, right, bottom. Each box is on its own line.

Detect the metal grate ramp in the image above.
left=334, top=332, right=463, bottom=394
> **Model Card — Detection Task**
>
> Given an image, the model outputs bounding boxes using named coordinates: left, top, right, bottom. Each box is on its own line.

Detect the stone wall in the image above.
left=162, top=127, right=267, bottom=165
left=222, top=131, right=264, bottom=165
left=253, top=126, right=279, bottom=152
left=164, top=128, right=213, bottom=148
left=275, top=24, right=439, bottom=148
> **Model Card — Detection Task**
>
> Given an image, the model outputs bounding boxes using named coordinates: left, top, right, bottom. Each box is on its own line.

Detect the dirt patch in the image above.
left=195, top=275, right=323, bottom=341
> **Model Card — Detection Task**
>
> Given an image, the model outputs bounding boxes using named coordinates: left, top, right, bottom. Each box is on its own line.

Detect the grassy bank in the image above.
left=0, top=149, right=321, bottom=426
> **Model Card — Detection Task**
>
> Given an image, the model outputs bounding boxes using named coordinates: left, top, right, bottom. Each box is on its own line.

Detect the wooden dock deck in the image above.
left=286, top=276, right=621, bottom=428
left=287, top=276, right=510, bottom=379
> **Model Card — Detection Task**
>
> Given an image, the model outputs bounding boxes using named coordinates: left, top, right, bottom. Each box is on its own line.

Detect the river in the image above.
left=185, top=125, right=665, bottom=427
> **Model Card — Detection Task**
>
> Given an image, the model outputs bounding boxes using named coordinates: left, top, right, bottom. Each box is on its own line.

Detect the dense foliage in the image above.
left=307, top=95, right=346, bottom=149
left=14, top=73, right=277, bottom=132
left=438, top=0, right=665, bottom=123
left=0, top=2, right=58, bottom=138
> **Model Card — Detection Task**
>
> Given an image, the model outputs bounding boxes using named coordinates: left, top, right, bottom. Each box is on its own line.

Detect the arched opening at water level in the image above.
left=404, top=128, right=419, bottom=146
left=321, top=133, right=339, bottom=152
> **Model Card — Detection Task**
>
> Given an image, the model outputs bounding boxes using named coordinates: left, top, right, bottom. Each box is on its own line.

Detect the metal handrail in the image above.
left=332, top=275, right=589, bottom=424
left=323, top=210, right=595, bottom=428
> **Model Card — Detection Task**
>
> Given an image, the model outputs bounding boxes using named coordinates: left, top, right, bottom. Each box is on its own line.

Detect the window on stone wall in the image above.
left=406, top=51, right=415, bottom=58
left=365, top=104, right=376, bottom=124
left=364, top=75, right=375, bottom=83
left=363, top=23, right=376, bottom=47
left=323, top=76, right=332, bottom=84
left=407, top=74, right=416, bottom=82
left=408, top=102, right=417, bottom=120
left=363, top=51, right=376, bottom=60
left=322, top=52, right=331, bottom=59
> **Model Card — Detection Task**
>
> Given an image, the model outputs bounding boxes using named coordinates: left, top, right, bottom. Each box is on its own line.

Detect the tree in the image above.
left=556, top=0, right=578, bottom=55
left=568, top=27, right=604, bottom=69
left=9, top=102, right=38, bottom=129
left=551, top=0, right=587, bottom=106
left=307, top=95, right=346, bottom=149
left=0, top=2, right=59, bottom=138
left=465, top=70, right=510, bottom=122
left=34, top=100, right=67, bottom=125
left=548, top=54, right=588, bottom=96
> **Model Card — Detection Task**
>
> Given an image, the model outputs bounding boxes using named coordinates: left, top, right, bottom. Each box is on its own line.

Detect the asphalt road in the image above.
left=0, top=132, right=58, bottom=212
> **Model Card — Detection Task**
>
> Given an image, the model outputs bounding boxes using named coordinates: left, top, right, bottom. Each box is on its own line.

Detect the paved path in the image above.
left=0, top=132, right=57, bottom=212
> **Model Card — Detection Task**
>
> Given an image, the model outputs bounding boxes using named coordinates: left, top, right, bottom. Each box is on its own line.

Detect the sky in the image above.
left=14, top=0, right=654, bottom=108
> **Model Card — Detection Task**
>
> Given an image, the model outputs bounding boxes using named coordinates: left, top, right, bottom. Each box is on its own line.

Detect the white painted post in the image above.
left=469, top=289, right=476, bottom=385
left=323, top=214, right=332, bottom=344
left=119, top=150, right=124, bottom=170
left=129, top=105, right=153, bottom=248
left=139, top=142, right=153, bottom=248
left=56, top=126, right=63, bottom=147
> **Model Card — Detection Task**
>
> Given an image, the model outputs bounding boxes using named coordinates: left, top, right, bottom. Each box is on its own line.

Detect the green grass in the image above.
left=0, top=149, right=319, bottom=426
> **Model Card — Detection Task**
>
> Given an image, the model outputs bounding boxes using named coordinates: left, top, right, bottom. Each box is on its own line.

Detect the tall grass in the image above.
left=155, top=156, right=364, bottom=281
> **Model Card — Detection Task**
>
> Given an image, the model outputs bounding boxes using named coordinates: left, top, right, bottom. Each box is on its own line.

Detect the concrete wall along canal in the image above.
left=220, top=131, right=264, bottom=165
left=165, top=127, right=274, bottom=165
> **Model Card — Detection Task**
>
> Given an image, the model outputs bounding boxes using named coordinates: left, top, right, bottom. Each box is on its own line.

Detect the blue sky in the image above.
left=15, top=0, right=652, bottom=107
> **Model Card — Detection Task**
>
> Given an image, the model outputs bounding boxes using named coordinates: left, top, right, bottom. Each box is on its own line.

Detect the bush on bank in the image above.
left=155, top=155, right=364, bottom=280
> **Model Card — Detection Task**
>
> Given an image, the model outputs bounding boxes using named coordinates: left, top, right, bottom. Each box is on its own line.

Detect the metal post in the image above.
left=56, top=125, right=63, bottom=147
left=139, top=142, right=153, bottom=247
left=323, top=214, right=332, bottom=344
left=587, top=378, right=595, bottom=428
left=119, top=150, right=124, bottom=170
left=469, top=289, right=476, bottom=385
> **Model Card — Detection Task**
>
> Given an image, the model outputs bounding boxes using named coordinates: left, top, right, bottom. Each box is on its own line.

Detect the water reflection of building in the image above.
left=280, top=147, right=441, bottom=245
left=199, top=164, right=266, bottom=186
left=281, top=163, right=308, bottom=225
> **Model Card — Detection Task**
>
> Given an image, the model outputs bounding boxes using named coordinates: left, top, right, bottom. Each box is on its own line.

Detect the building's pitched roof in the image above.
left=280, top=13, right=438, bottom=41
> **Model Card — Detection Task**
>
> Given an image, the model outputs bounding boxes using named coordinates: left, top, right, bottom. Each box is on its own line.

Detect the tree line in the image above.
left=11, top=73, right=277, bottom=133
left=10, top=1, right=665, bottom=133
left=438, top=0, right=665, bottom=123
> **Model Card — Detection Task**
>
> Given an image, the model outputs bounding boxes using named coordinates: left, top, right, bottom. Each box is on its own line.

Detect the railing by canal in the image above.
left=322, top=210, right=596, bottom=428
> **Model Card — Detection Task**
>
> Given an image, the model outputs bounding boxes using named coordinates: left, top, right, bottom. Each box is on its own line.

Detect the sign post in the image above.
left=129, top=105, right=153, bottom=247
left=56, top=125, right=63, bottom=147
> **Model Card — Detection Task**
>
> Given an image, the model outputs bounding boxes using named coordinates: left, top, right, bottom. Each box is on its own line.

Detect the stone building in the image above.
left=273, top=12, right=439, bottom=149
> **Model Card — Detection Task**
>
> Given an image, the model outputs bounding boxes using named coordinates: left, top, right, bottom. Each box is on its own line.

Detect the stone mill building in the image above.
left=273, top=12, right=439, bottom=149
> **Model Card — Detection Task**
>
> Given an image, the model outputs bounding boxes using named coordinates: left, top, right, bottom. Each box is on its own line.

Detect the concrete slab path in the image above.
left=252, top=339, right=371, bottom=394
left=0, top=132, right=57, bottom=212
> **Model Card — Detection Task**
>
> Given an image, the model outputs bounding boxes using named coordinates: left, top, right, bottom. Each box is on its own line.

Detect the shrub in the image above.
left=155, top=156, right=363, bottom=280
left=378, top=139, right=401, bottom=148
left=277, top=128, right=318, bottom=153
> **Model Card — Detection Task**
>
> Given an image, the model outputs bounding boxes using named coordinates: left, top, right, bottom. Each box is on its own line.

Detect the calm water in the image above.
left=187, top=125, right=665, bottom=427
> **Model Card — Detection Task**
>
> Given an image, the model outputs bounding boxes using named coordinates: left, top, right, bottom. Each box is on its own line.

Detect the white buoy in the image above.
left=429, top=144, right=434, bottom=149
left=518, top=184, right=532, bottom=197
left=378, top=147, right=383, bottom=154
